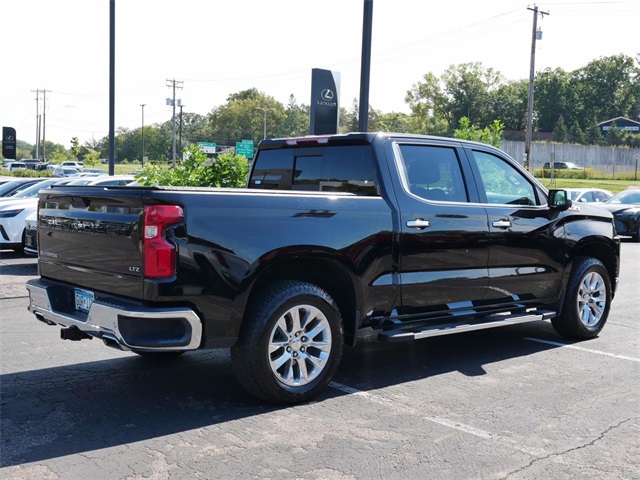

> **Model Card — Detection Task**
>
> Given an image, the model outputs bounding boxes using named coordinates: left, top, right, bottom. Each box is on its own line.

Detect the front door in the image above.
left=390, top=141, right=491, bottom=320
left=465, top=148, right=566, bottom=304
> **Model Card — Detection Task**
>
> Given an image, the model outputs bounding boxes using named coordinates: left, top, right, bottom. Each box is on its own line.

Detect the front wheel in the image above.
left=551, top=257, right=612, bottom=339
left=231, top=281, right=344, bottom=404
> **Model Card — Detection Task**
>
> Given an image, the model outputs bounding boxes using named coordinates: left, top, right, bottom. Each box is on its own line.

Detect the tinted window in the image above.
left=250, top=146, right=377, bottom=196
left=249, top=149, right=295, bottom=190
left=398, top=145, right=468, bottom=202
left=471, top=151, right=538, bottom=206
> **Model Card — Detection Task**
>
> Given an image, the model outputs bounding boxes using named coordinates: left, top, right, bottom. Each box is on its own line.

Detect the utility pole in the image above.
left=42, top=89, right=51, bottom=160
left=255, top=107, right=268, bottom=140
left=358, top=0, right=374, bottom=132
left=166, top=78, right=183, bottom=166
left=109, top=0, right=116, bottom=176
left=140, top=104, right=146, bottom=167
left=32, top=90, right=40, bottom=159
left=525, top=5, right=549, bottom=171
left=179, top=104, right=185, bottom=156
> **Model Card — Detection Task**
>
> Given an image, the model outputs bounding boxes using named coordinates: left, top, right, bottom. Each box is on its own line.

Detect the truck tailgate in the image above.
left=37, top=187, right=145, bottom=299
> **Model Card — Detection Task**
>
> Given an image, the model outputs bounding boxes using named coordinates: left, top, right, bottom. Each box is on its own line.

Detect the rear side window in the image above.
left=250, top=145, right=378, bottom=196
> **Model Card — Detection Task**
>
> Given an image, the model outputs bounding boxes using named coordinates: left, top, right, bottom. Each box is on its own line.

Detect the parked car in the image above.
left=0, top=178, right=74, bottom=252
left=565, top=188, right=613, bottom=204
left=24, top=132, right=621, bottom=404
left=542, top=162, right=583, bottom=170
left=82, top=168, right=107, bottom=175
left=61, top=161, right=84, bottom=169
left=595, top=187, right=640, bottom=241
left=0, top=178, right=48, bottom=199
left=22, top=159, right=43, bottom=170
left=52, top=166, right=79, bottom=177
left=65, top=175, right=136, bottom=186
left=6, top=162, right=27, bottom=171
left=23, top=211, right=38, bottom=255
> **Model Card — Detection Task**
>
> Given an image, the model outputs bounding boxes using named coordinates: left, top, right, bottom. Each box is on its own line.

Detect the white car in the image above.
left=65, top=175, right=136, bottom=186
left=52, top=166, right=79, bottom=177
left=62, top=161, right=84, bottom=169
left=23, top=211, right=38, bottom=255
left=1, top=178, right=73, bottom=252
left=0, top=197, right=38, bottom=252
left=565, top=188, right=613, bottom=204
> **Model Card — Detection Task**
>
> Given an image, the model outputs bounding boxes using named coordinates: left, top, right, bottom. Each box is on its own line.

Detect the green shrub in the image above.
left=135, top=145, right=249, bottom=188
left=6, top=169, right=53, bottom=178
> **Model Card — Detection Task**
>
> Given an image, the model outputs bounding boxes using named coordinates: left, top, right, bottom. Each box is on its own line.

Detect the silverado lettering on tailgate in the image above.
left=39, top=216, right=137, bottom=237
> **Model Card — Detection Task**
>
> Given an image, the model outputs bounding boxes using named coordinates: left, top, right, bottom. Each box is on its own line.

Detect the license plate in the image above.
left=74, top=289, right=94, bottom=313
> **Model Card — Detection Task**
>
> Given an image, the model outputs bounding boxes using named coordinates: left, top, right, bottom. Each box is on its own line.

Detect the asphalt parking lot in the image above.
left=1, top=244, right=638, bottom=480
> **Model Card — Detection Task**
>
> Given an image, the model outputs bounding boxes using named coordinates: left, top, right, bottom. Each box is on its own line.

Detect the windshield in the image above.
left=11, top=179, right=70, bottom=198
left=606, top=190, right=640, bottom=205
left=0, top=180, right=38, bottom=196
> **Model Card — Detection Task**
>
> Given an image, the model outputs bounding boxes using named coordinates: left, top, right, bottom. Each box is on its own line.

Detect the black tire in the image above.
left=131, top=350, right=186, bottom=359
left=231, top=281, right=344, bottom=404
left=551, top=257, right=611, bottom=339
left=12, top=230, right=26, bottom=254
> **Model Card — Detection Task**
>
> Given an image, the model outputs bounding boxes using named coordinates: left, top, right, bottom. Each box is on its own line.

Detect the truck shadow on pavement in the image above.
left=0, top=321, right=565, bottom=467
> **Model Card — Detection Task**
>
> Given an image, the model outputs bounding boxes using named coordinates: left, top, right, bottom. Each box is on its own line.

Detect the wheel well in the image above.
left=248, top=258, right=357, bottom=341
left=574, top=242, right=617, bottom=289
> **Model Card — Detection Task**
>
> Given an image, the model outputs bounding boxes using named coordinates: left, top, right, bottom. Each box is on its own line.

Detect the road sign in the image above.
left=197, top=142, right=217, bottom=154
left=236, top=140, right=254, bottom=158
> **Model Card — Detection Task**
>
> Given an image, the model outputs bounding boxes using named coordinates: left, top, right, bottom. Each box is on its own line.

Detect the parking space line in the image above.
left=525, top=338, right=640, bottom=362
left=329, top=381, right=541, bottom=456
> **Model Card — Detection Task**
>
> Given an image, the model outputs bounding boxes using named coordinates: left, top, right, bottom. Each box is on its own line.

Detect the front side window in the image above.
left=470, top=151, right=538, bottom=206
left=398, top=144, right=468, bottom=203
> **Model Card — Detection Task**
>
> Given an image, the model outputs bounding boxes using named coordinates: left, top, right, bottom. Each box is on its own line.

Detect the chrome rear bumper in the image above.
left=26, top=278, right=202, bottom=352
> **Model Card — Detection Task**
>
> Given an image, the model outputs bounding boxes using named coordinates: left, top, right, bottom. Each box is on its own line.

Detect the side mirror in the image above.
left=549, top=189, right=572, bottom=211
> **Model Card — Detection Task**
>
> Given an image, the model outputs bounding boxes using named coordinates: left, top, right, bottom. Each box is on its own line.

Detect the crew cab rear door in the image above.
left=385, top=138, right=490, bottom=319
left=463, top=147, right=566, bottom=303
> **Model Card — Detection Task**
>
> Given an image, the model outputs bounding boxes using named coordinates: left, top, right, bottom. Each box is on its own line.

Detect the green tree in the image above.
left=568, top=121, right=585, bottom=144
left=605, top=121, right=623, bottom=146
left=282, top=95, right=310, bottom=137
left=70, top=137, right=81, bottom=159
left=586, top=123, right=603, bottom=145
left=406, top=72, right=452, bottom=131
left=454, top=117, right=504, bottom=147
left=534, top=68, right=574, bottom=132
left=407, top=63, right=503, bottom=132
left=205, top=88, right=286, bottom=145
left=553, top=116, right=568, bottom=142
left=574, top=54, right=639, bottom=123
left=489, top=79, right=528, bottom=131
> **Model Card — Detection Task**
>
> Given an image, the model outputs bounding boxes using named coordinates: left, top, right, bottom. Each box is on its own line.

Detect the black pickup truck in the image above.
left=26, top=133, right=620, bottom=404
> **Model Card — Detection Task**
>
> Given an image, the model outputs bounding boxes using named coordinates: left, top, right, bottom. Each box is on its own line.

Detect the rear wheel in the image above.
left=231, top=281, right=344, bottom=404
left=551, top=257, right=611, bottom=339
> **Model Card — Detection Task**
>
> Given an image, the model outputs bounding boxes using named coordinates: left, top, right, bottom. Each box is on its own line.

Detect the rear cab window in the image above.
left=249, top=145, right=379, bottom=196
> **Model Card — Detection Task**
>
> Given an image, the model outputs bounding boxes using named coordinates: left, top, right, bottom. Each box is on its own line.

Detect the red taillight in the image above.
left=143, top=205, right=183, bottom=279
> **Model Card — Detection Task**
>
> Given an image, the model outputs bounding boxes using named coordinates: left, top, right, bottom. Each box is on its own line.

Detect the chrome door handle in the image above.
left=407, top=219, right=431, bottom=229
left=492, top=220, right=511, bottom=228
